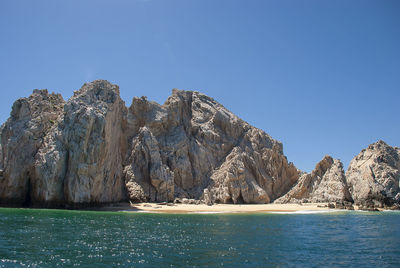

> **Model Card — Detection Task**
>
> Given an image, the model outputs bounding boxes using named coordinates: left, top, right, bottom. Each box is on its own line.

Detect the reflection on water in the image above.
left=0, top=208, right=399, bottom=267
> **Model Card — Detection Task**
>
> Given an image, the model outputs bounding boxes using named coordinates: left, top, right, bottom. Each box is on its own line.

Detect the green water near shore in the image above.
left=0, top=208, right=399, bottom=267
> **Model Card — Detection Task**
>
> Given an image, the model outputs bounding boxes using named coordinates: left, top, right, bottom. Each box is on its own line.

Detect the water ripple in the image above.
left=0, top=208, right=399, bottom=267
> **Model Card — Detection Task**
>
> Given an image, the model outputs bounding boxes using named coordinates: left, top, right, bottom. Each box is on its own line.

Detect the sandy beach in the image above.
left=102, top=202, right=336, bottom=214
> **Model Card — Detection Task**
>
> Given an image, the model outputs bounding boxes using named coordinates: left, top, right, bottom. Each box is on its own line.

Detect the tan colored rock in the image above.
left=63, top=81, right=127, bottom=204
left=275, top=156, right=352, bottom=204
left=124, top=126, right=174, bottom=202
left=125, top=89, right=299, bottom=203
left=0, top=90, right=65, bottom=205
left=33, top=80, right=127, bottom=206
left=3, top=80, right=368, bottom=207
left=32, top=126, right=68, bottom=206
left=346, top=140, right=400, bottom=207
left=207, top=147, right=270, bottom=204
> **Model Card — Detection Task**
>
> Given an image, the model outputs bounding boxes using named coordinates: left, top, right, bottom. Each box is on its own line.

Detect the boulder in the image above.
left=346, top=140, right=400, bottom=208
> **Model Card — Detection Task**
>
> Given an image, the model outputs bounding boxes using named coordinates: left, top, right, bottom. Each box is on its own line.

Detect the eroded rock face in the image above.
left=33, top=80, right=127, bottom=206
left=275, top=156, right=352, bottom=204
left=63, top=81, right=127, bottom=204
left=124, top=89, right=299, bottom=203
left=346, top=140, right=400, bottom=208
left=2, top=82, right=299, bottom=206
left=124, top=126, right=174, bottom=202
left=0, top=90, right=65, bottom=205
left=2, top=80, right=397, bottom=208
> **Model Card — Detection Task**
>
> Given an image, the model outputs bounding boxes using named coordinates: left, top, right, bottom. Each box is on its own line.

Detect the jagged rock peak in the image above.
left=166, top=88, right=217, bottom=106
left=366, top=140, right=399, bottom=159
left=11, top=89, right=64, bottom=120
left=72, top=80, right=121, bottom=104
left=275, top=155, right=352, bottom=204
left=311, top=155, right=334, bottom=178
left=346, top=140, right=400, bottom=208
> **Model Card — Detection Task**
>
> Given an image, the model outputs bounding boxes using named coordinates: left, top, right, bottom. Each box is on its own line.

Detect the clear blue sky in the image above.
left=0, top=0, right=399, bottom=172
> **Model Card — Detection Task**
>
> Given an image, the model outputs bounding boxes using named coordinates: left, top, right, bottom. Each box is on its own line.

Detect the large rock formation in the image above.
left=33, top=81, right=127, bottom=207
left=0, top=90, right=65, bottom=205
left=0, top=80, right=398, bottom=209
left=0, top=81, right=300, bottom=207
left=124, top=89, right=299, bottom=203
left=346, top=140, right=400, bottom=208
left=275, top=156, right=352, bottom=204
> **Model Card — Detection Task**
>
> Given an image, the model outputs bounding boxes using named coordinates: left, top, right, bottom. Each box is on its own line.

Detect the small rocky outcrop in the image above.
left=346, top=140, right=400, bottom=209
left=275, top=156, right=352, bottom=204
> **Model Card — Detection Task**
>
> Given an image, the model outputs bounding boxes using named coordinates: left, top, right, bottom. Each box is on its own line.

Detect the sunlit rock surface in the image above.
left=0, top=80, right=398, bottom=208
left=346, top=140, right=400, bottom=208
left=275, top=156, right=352, bottom=204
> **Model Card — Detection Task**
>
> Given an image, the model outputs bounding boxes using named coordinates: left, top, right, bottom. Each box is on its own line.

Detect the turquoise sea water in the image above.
left=0, top=208, right=399, bottom=267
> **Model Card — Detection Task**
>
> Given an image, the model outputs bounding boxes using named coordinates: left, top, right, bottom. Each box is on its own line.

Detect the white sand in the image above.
left=114, top=202, right=334, bottom=214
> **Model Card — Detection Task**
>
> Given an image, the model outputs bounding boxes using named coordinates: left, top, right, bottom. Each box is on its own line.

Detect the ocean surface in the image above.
left=0, top=208, right=399, bottom=267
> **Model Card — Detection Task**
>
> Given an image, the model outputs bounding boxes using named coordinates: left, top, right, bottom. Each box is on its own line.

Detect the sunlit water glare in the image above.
left=0, top=208, right=399, bottom=267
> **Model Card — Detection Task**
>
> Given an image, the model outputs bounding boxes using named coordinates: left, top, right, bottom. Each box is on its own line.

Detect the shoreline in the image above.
left=100, top=202, right=341, bottom=214
left=2, top=202, right=396, bottom=214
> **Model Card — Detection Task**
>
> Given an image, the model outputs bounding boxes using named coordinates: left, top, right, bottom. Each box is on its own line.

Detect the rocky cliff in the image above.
left=346, top=140, right=400, bottom=208
left=0, top=90, right=65, bottom=205
left=275, top=156, right=352, bottom=204
left=0, top=80, right=299, bottom=207
left=123, top=89, right=299, bottom=204
left=275, top=141, right=400, bottom=209
left=32, top=81, right=127, bottom=207
left=0, top=80, right=398, bottom=209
